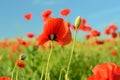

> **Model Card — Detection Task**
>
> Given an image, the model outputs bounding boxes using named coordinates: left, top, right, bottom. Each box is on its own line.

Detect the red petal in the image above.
left=24, top=13, right=32, bottom=20
left=41, top=9, right=52, bottom=22
left=43, top=17, right=69, bottom=40
left=60, top=8, right=71, bottom=16
left=37, top=33, right=49, bottom=45
left=58, top=29, right=72, bottom=46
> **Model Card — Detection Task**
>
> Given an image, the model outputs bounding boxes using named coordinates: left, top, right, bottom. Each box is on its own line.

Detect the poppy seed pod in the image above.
left=74, top=16, right=81, bottom=29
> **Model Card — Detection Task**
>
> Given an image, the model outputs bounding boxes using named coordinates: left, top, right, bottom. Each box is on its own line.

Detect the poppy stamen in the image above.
left=48, top=34, right=57, bottom=40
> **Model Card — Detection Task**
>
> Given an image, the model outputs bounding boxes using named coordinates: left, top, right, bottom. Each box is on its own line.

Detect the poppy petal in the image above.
left=58, top=29, right=72, bottom=46
left=24, top=13, right=32, bottom=20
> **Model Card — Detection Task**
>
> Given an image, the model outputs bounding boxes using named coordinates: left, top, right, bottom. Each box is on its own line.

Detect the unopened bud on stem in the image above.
left=20, top=54, right=26, bottom=60
left=74, top=16, right=81, bottom=29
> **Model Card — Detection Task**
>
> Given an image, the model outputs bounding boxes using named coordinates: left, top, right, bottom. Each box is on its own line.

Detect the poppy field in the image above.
left=0, top=8, right=120, bottom=80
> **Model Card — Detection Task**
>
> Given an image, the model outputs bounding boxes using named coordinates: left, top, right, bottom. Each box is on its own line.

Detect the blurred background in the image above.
left=0, top=0, right=120, bottom=39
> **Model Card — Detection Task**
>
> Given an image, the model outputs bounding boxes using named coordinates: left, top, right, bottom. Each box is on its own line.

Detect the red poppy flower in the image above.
left=95, top=39, right=104, bottom=45
left=41, top=9, right=52, bottom=22
left=60, top=8, right=71, bottom=16
left=104, top=28, right=111, bottom=35
left=10, top=44, right=19, bottom=52
left=81, top=18, right=87, bottom=25
left=37, top=17, right=72, bottom=46
left=109, top=24, right=118, bottom=32
left=24, top=13, right=32, bottom=20
left=91, top=30, right=100, bottom=37
left=16, top=60, right=25, bottom=68
left=26, top=32, right=34, bottom=38
left=17, top=38, right=31, bottom=48
left=83, top=26, right=92, bottom=32
left=111, top=50, right=118, bottom=56
left=111, top=32, right=117, bottom=38
left=0, top=41, right=8, bottom=49
left=57, top=29, right=72, bottom=46
left=78, top=18, right=86, bottom=30
left=78, top=18, right=92, bottom=32
left=87, top=62, right=120, bottom=80
left=0, top=76, right=11, bottom=80
left=85, top=34, right=92, bottom=40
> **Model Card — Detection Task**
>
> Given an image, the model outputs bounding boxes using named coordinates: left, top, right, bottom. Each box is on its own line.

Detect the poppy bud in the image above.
left=20, top=54, right=26, bottom=60
left=74, top=16, right=81, bottom=29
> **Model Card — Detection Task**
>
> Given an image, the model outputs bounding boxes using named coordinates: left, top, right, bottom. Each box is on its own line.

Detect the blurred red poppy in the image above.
left=37, top=17, right=72, bottom=46
left=0, top=41, right=8, bottom=49
left=41, top=9, right=52, bottom=22
left=85, top=34, right=92, bottom=40
left=78, top=18, right=92, bottom=32
left=60, top=8, right=71, bottom=16
left=83, top=26, right=92, bottom=32
left=81, top=18, right=87, bottom=25
left=91, top=30, right=100, bottom=37
left=95, top=39, right=104, bottom=45
left=0, top=76, right=11, bottom=80
left=26, top=32, right=34, bottom=38
left=16, top=60, right=25, bottom=68
left=24, top=13, right=32, bottom=20
left=10, top=44, right=20, bottom=52
left=111, top=50, right=118, bottom=56
left=104, top=28, right=111, bottom=35
left=78, top=18, right=86, bottom=30
left=87, top=62, right=120, bottom=80
left=109, top=24, right=118, bottom=32
left=111, top=32, right=117, bottom=38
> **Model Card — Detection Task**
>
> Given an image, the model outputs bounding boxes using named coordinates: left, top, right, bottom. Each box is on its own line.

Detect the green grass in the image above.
left=0, top=39, right=120, bottom=80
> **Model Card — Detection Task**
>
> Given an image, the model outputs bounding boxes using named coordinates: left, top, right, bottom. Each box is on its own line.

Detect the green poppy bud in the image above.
left=74, top=16, right=81, bottom=29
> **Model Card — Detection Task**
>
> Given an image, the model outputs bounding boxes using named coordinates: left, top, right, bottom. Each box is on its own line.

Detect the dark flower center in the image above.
left=48, top=34, right=57, bottom=40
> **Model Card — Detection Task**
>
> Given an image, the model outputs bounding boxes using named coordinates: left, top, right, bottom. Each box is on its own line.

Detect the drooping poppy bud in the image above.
left=20, top=54, right=26, bottom=60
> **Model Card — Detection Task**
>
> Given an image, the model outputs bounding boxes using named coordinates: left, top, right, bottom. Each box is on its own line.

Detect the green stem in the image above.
left=40, top=67, right=44, bottom=80
left=16, top=69, right=19, bottom=80
left=44, top=41, right=53, bottom=80
left=11, top=64, right=17, bottom=80
left=21, top=69, right=26, bottom=80
left=66, top=29, right=77, bottom=80
left=59, top=68, right=66, bottom=80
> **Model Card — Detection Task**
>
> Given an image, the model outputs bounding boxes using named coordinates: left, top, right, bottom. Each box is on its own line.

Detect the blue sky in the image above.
left=0, top=0, right=120, bottom=39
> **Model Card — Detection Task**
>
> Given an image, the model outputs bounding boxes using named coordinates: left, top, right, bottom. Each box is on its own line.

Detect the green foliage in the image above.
left=0, top=39, right=120, bottom=80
